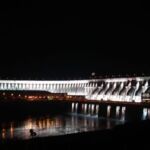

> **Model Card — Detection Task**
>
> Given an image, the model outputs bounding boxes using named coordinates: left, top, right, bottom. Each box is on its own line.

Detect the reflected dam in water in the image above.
left=0, top=99, right=150, bottom=140
left=0, top=114, right=123, bottom=140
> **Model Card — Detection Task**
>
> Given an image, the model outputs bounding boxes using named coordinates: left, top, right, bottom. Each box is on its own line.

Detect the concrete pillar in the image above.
left=147, top=108, right=150, bottom=119
left=107, top=105, right=111, bottom=118
left=96, top=104, right=99, bottom=115
left=83, top=103, right=88, bottom=114
left=87, top=104, right=92, bottom=115
left=92, top=104, right=97, bottom=115
left=120, top=106, right=126, bottom=121
left=86, top=104, right=90, bottom=114
left=6, top=83, right=8, bottom=90
left=4, top=83, right=6, bottom=89
left=143, top=108, right=148, bottom=120
left=75, top=103, right=78, bottom=113
left=63, top=84, right=65, bottom=93
left=116, top=106, right=121, bottom=119
left=71, top=103, right=75, bottom=113
left=33, top=84, right=36, bottom=90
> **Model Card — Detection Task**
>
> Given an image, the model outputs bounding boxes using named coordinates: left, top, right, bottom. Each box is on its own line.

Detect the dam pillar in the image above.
left=90, top=104, right=95, bottom=115
left=75, top=103, right=78, bottom=113
left=71, top=102, right=76, bottom=113
left=116, top=106, right=122, bottom=119
left=83, top=103, right=88, bottom=114
left=86, top=103, right=89, bottom=114
left=87, top=104, right=92, bottom=115
left=92, top=104, right=97, bottom=115
left=95, top=104, right=99, bottom=116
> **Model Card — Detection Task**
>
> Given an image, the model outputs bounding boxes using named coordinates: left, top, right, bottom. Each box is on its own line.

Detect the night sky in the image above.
left=0, top=2, right=150, bottom=79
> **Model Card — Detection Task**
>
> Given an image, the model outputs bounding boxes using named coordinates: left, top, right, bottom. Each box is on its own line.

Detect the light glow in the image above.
left=0, top=77, right=149, bottom=102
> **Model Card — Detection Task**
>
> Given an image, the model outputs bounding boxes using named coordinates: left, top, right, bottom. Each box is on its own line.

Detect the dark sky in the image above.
left=0, top=2, right=150, bottom=79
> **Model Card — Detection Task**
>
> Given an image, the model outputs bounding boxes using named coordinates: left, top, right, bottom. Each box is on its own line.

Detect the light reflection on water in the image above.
left=0, top=114, right=124, bottom=140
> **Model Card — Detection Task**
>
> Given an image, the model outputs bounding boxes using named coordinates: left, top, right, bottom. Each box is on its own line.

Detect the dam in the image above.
left=0, top=76, right=150, bottom=102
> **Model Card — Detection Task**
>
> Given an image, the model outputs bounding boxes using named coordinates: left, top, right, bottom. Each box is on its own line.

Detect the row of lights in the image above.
left=0, top=92, right=48, bottom=100
left=91, top=73, right=146, bottom=79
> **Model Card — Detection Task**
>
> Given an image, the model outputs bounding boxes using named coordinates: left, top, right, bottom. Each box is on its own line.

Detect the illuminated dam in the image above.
left=0, top=76, right=150, bottom=102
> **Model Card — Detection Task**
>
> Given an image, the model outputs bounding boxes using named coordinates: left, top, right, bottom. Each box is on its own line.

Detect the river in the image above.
left=0, top=113, right=124, bottom=140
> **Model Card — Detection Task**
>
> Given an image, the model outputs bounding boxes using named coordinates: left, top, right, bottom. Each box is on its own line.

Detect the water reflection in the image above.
left=0, top=114, right=123, bottom=140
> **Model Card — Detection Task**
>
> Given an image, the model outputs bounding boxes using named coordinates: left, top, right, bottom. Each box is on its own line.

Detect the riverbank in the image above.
left=0, top=119, right=150, bottom=150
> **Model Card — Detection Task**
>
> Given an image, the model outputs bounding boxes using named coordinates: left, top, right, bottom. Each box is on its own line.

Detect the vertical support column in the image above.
left=32, top=83, right=36, bottom=90
left=147, top=108, right=150, bottom=119
left=96, top=104, right=99, bottom=116
left=62, top=84, right=65, bottom=93
left=116, top=106, right=121, bottom=119
left=107, top=105, right=111, bottom=118
left=52, top=84, right=54, bottom=92
left=75, top=103, right=78, bottom=113
left=92, top=104, right=97, bottom=115
left=120, top=106, right=126, bottom=121
left=28, top=83, right=30, bottom=90
left=63, top=84, right=66, bottom=93
left=17, top=83, right=19, bottom=90
left=5, top=83, right=8, bottom=90
left=71, top=102, right=75, bottom=113
left=46, top=84, right=48, bottom=90
left=55, top=83, right=59, bottom=93
left=4, top=83, right=6, bottom=90
left=39, top=84, right=42, bottom=90
left=87, top=104, right=91, bottom=115
left=48, top=84, right=51, bottom=91
left=143, top=108, right=148, bottom=120
left=42, top=83, right=44, bottom=90
left=83, top=103, right=87, bottom=114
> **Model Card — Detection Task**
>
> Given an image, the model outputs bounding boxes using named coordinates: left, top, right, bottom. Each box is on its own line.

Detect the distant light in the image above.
left=91, top=72, right=95, bottom=76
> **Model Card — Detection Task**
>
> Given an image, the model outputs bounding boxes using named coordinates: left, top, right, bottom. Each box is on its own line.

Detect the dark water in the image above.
left=0, top=114, right=124, bottom=140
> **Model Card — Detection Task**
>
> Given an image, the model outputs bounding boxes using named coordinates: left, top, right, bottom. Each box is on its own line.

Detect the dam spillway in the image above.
left=0, top=76, right=150, bottom=102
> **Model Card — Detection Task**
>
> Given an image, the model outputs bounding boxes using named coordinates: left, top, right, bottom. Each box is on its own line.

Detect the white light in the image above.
left=0, top=77, right=149, bottom=103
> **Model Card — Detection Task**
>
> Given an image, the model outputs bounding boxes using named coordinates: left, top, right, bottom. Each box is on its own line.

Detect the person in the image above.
left=29, top=129, right=37, bottom=136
